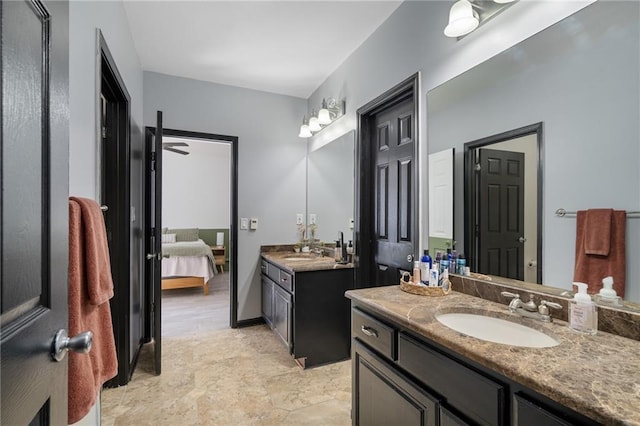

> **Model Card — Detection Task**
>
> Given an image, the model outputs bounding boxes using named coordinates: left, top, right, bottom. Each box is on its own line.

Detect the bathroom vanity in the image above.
left=261, top=249, right=354, bottom=368
left=347, top=286, right=640, bottom=425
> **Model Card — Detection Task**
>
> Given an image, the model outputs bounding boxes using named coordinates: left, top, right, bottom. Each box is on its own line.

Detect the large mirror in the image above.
left=427, top=1, right=639, bottom=304
left=307, top=130, right=355, bottom=244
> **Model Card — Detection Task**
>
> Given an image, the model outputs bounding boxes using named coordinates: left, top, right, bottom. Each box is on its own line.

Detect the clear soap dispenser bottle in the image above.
left=569, top=282, right=598, bottom=335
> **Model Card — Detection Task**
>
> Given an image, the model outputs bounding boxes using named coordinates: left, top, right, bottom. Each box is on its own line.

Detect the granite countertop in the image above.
left=261, top=251, right=354, bottom=273
left=346, top=286, right=640, bottom=425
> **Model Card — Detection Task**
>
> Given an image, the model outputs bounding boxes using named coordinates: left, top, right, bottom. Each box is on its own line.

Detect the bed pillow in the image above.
left=171, top=228, right=199, bottom=242
left=161, top=233, right=176, bottom=244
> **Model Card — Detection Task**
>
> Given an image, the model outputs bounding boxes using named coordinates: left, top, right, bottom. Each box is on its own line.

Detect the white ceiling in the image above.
left=123, top=1, right=402, bottom=99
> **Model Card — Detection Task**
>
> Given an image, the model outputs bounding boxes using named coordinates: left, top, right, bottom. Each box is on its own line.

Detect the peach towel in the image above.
left=68, top=198, right=117, bottom=424
left=573, top=209, right=626, bottom=296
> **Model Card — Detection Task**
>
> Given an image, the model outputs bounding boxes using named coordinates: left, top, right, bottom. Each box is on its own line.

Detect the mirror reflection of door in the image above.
left=465, top=123, right=542, bottom=283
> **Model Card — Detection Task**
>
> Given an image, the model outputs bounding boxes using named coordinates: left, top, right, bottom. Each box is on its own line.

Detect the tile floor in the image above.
left=101, top=273, right=352, bottom=425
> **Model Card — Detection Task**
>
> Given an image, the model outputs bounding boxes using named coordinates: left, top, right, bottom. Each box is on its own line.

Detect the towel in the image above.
left=583, top=208, right=612, bottom=255
left=68, top=198, right=118, bottom=424
left=69, top=196, right=114, bottom=305
left=573, top=209, right=626, bottom=296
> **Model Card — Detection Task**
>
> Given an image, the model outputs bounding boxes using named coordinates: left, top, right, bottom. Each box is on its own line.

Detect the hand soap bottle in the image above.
left=569, top=282, right=598, bottom=335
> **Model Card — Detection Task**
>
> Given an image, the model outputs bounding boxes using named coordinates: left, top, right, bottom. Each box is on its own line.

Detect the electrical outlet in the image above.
left=240, top=218, right=249, bottom=230
left=349, top=218, right=354, bottom=229
left=309, top=213, right=317, bottom=225
left=296, top=213, right=304, bottom=225
left=250, top=218, right=258, bottom=230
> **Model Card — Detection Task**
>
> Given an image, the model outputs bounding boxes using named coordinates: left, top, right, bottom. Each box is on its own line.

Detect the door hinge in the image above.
left=102, top=126, right=107, bottom=139
left=475, top=163, right=481, bottom=172
left=150, top=151, right=156, bottom=171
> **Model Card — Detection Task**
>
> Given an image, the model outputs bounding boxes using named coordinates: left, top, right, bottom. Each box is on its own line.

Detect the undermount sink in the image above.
left=283, top=256, right=317, bottom=261
left=435, top=313, right=559, bottom=348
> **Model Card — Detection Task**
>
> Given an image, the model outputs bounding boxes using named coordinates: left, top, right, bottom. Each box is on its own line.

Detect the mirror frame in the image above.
left=464, top=122, right=543, bottom=283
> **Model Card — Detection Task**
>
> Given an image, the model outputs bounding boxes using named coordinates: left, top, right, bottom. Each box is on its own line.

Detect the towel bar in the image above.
left=555, top=208, right=640, bottom=218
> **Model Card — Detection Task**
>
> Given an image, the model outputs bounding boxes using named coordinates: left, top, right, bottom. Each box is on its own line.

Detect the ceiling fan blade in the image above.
left=163, top=146, right=189, bottom=155
left=162, top=142, right=189, bottom=147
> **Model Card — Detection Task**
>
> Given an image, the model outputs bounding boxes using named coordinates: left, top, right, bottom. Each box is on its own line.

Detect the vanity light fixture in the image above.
left=298, top=116, right=312, bottom=138
left=444, top=0, right=479, bottom=38
left=444, top=0, right=518, bottom=39
left=298, top=98, right=345, bottom=138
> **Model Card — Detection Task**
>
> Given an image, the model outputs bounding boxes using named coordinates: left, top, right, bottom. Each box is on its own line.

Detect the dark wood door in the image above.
left=372, top=95, right=416, bottom=285
left=1, top=0, right=70, bottom=423
left=477, top=148, right=525, bottom=280
left=144, top=111, right=163, bottom=375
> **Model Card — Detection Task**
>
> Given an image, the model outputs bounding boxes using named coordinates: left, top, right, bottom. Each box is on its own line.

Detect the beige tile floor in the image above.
left=101, top=273, right=352, bottom=425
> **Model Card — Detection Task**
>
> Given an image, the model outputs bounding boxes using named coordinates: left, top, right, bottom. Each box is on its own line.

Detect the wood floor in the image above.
left=101, top=272, right=352, bottom=425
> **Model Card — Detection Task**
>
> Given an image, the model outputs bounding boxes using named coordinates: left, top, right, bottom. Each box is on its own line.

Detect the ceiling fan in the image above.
left=162, top=141, right=189, bottom=155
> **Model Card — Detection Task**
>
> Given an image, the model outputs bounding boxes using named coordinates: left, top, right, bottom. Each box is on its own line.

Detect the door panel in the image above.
left=373, top=96, right=416, bottom=285
left=144, top=111, right=163, bottom=375
left=478, top=148, right=525, bottom=280
left=1, top=0, right=69, bottom=423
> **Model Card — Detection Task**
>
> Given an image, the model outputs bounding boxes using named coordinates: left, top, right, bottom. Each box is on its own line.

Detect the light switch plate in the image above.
left=240, top=218, right=249, bottom=230
left=250, top=218, right=258, bottom=230
left=309, top=213, right=316, bottom=225
left=296, top=213, right=304, bottom=225
left=349, top=218, right=354, bottom=229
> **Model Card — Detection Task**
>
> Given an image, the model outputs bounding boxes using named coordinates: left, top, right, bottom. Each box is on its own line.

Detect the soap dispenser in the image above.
left=595, top=276, right=622, bottom=306
left=569, top=282, right=598, bottom=335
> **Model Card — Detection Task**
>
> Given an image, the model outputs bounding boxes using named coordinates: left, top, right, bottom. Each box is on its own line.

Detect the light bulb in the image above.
left=318, top=99, right=332, bottom=124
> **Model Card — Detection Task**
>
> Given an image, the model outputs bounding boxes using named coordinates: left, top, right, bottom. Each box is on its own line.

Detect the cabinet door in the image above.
left=353, top=341, right=438, bottom=426
left=513, top=394, right=572, bottom=426
left=440, top=406, right=471, bottom=426
left=273, top=285, right=292, bottom=351
left=261, top=275, right=274, bottom=327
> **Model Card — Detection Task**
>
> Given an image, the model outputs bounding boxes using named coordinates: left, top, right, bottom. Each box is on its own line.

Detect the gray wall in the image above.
left=143, top=72, right=307, bottom=321
left=428, top=1, right=639, bottom=301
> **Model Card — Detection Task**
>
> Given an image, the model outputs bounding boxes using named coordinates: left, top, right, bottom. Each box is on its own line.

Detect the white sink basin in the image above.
left=283, top=256, right=317, bottom=261
left=435, top=313, right=559, bottom=348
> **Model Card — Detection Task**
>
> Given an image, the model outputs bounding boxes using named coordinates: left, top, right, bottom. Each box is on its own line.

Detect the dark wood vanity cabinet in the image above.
left=351, top=305, right=599, bottom=426
left=261, top=258, right=354, bottom=368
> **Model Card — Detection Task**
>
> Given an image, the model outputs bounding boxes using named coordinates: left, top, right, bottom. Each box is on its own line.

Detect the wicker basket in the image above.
left=399, top=274, right=451, bottom=297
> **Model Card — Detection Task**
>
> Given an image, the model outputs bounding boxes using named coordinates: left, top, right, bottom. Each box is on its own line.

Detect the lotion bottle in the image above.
left=569, top=282, right=598, bottom=335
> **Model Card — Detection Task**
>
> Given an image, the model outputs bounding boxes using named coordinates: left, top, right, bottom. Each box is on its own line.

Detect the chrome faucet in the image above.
left=501, top=291, right=562, bottom=323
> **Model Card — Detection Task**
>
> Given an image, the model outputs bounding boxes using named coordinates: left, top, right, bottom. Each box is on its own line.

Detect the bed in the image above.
left=161, top=228, right=216, bottom=294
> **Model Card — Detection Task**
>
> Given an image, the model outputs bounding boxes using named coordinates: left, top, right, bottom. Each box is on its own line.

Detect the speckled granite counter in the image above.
left=261, top=251, right=354, bottom=273
left=346, top=286, right=640, bottom=425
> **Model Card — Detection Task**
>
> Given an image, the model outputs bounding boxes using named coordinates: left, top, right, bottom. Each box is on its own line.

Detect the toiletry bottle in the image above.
left=440, top=250, right=449, bottom=275
left=457, top=254, right=466, bottom=275
left=429, top=266, right=439, bottom=287
left=569, top=282, right=598, bottom=335
left=420, top=250, right=432, bottom=285
left=597, top=276, right=621, bottom=305
left=413, top=261, right=422, bottom=285
left=434, top=251, right=442, bottom=273
left=347, top=240, right=354, bottom=263
left=449, top=250, right=458, bottom=274
left=334, top=240, right=342, bottom=262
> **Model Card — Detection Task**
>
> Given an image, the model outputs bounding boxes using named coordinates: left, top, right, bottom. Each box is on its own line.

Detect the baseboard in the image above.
left=236, top=317, right=265, bottom=328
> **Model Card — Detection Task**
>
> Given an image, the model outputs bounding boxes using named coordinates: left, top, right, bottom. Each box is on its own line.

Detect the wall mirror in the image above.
left=307, top=130, right=355, bottom=244
left=427, top=1, right=639, bottom=305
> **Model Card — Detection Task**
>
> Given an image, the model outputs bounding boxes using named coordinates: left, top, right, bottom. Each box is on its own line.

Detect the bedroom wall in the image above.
left=144, top=72, right=306, bottom=322
left=68, top=2, right=144, bottom=423
left=162, top=139, right=231, bottom=229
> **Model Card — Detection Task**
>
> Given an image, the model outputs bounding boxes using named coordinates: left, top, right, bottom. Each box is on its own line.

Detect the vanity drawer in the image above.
left=398, top=333, right=505, bottom=426
left=277, top=270, right=293, bottom=293
left=261, top=260, right=268, bottom=275
left=352, top=308, right=396, bottom=360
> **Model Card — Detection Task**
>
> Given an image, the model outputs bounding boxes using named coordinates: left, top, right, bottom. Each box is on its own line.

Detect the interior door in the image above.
left=477, top=148, right=525, bottom=280
left=144, top=111, right=163, bottom=375
left=1, top=0, right=70, bottom=423
left=372, top=95, right=416, bottom=285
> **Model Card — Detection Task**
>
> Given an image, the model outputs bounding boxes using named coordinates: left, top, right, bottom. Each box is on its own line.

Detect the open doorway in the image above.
left=144, top=128, right=239, bottom=338
left=160, top=134, right=233, bottom=336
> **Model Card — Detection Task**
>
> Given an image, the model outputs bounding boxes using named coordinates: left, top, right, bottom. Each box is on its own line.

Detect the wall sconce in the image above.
left=444, top=0, right=517, bottom=38
left=298, top=98, right=345, bottom=138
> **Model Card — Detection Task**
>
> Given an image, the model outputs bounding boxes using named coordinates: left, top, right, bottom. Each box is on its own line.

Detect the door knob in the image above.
left=406, top=254, right=414, bottom=263
left=51, top=329, right=93, bottom=362
left=518, top=236, right=527, bottom=243
left=146, top=253, right=155, bottom=260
